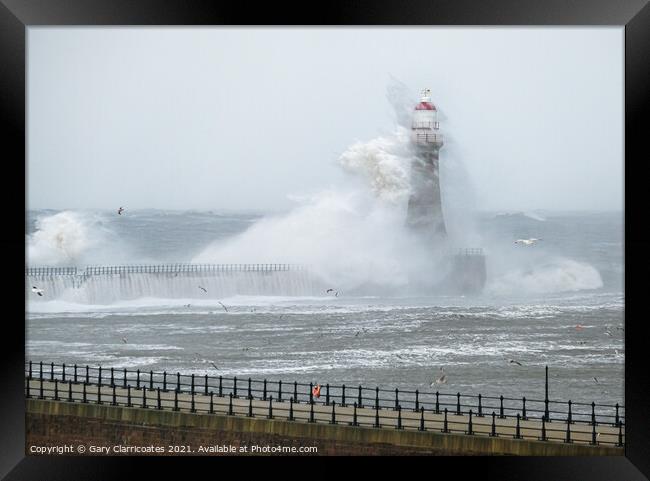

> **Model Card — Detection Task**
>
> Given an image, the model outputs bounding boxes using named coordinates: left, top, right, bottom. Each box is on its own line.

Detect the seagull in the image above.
left=218, top=301, right=228, bottom=312
left=335, top=291, right=339, bottom=297
left=210, top=362, right=219, bottom=370
left=514, top=238, right=541, bottom=246
left=184, top=304, right=191, bottom=308
left=354, top=331, right=360, bottom=337
left=117, top=207, right=125, bottom=215
left=31, top=286, right=44, bottom=296
left=121, top=337, right=128, bottom=344
left=509, top=359, right=523, bottom=366
left=431, top=368, right=447, bottom=386
left=593, top=377, right=599, bottom=384
left=605, top=330, right=613, bottom=337
left=616, top=327, right=625, bottom=331
left=326, top=289, right=334, bottom=294
left=198, top=286, right=207, bottom=293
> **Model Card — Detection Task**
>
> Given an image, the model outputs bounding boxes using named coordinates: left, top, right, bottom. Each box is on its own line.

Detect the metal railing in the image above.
left=26, top=264, right=305, bottom=277
left=454, top=248, right=484, bottom=256
left=412, top=132, right=443, bottom=145
left=25, top=361, right=625, bottom=448
left=412, top=121, right=440, bottom=130
left=25, top=267, right=77, bottom=276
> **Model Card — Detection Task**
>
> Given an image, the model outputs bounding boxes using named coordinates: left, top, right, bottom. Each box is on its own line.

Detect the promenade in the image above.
left=26, top=374, right=624, bottom=453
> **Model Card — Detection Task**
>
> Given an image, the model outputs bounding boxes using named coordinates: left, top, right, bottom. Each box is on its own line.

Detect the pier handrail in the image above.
left=25, top=266, right=77, bottom=276
left=26, top=264, right=306, bottom=277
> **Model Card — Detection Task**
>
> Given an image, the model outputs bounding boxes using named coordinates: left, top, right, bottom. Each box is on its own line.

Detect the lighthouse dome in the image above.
left=415, top=101, right=436, bottom=111
left=415, top=88, right=436, bottom=111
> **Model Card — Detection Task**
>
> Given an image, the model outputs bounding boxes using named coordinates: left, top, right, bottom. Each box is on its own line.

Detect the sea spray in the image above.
left=338, top=127, right=412, bottom=205
left=27, top=210, right=131, bottom=266
left=486, top=257, right=603, bottom=295
left=192, top=189, right=428, bottom=291
left=26, top=81, right=608, bottom=300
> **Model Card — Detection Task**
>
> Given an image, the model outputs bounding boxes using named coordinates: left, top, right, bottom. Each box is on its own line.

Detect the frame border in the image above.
left=2, top=0, right=648, bottom=479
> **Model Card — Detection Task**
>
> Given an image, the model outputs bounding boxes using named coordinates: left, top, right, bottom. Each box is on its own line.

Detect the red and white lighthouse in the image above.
left=406, top=88, right=446, bottom=238
left=406, top=89, right=487, bottom=294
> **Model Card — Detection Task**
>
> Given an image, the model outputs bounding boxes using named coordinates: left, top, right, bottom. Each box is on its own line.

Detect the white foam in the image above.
left=487, top=258, right=604, bottom=295
left=27, top=210, right=131, bottom=266
left=192, top=189, right=428, bottom=291
left=338, top=128, right=413, bottom=205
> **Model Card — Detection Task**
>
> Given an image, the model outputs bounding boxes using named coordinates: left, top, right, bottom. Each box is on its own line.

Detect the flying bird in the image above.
left=326, top=289, right=334, bottom=294
left=354, top=331, right=360, bottom=337
left=121, top=337, right=128, bottom=344
left=593, top=377, right=599, bottom=384
left=31, top=286, right=44, bottom=296
left=198, top=286, right=207, bottom=293
left=117, top=207, right=125, bottom=215
left=431, top=368, right=447, bottom=386
left=218, top=301, right=228, bottom=312
left=616, top=327, right=624, bottom=331
left=509, top=359, right=523, bottom=366
left=210, top=362, right=219, bottom=370
left=514, top=238, right=542, bottom=246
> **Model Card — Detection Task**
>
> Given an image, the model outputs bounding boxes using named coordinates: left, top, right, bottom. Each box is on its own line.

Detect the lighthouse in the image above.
left=405, top=89, right=487, bottom=294
left=406, top=88, right=446, bottom=240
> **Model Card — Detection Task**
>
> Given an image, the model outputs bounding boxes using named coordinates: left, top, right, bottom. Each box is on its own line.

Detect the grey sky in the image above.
left=28, top=27, right=623, bottom=212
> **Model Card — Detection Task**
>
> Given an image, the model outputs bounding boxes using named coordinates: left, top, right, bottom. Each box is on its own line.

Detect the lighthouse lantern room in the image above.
left=411, top=88, right=443, bottom=146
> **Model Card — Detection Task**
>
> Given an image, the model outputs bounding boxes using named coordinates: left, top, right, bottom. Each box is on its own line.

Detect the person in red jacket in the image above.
left=312, top=384, right=322, bottom=399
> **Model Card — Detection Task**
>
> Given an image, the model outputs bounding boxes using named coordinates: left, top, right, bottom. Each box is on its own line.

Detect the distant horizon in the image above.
left=26, top=206, right=624, bottom=215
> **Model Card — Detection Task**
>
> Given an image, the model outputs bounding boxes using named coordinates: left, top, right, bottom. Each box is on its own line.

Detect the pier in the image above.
left=26, top=362, right=624, bottom=456
left=25, top=263, right=319, bottom=298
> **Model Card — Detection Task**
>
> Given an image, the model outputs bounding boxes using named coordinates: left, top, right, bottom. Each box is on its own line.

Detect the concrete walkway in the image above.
left=26, top=379, right=624, bottom=447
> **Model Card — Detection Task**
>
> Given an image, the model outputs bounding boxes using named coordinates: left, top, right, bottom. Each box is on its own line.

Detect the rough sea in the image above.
left=25, top=209, right=624, bottom=411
